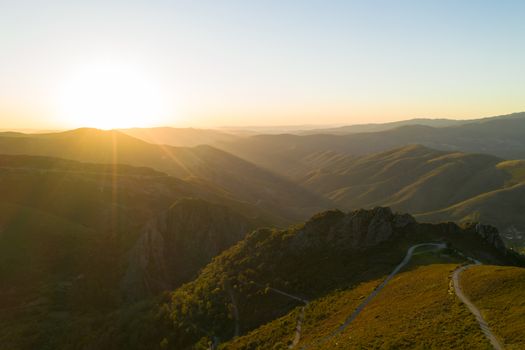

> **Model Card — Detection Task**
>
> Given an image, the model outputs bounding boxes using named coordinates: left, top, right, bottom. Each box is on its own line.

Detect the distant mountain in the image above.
left=0, top=128, right=330, bottom=224
left=214, top=112, right=525, bottom=172
left=120, top=127, right=239, bottom=147
left=298, top=112, right=525, bottom=135
left=299, top=117, right=465, bottom=135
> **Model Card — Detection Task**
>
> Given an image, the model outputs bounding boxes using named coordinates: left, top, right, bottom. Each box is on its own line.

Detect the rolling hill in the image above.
left=0, top=128, right=330, bottom=224
left=204, top=142, right=525, bottom=248
left=213, top=112, right=525, bottom=174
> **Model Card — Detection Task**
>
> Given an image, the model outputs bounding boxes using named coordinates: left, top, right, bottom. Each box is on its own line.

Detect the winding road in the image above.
left=452, top=264, right=504, bottom=350
left=302, top=242, right=446, bottom=349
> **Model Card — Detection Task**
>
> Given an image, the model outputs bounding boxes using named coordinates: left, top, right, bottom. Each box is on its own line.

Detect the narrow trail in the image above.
left=226, top=284, right=240, bottom=338
left=246, top=281, right=309, bottom=348
left=302, top=242, right=446, bottom=349
left=452, top=264, right=504, bottom=350
left=261, top=284, right=309, bottom=348
left=289, top=305, right=307, bottom=349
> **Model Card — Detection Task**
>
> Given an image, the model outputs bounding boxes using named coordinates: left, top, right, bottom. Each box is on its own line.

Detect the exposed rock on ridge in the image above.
left=290, top=207, right=416, bottom=251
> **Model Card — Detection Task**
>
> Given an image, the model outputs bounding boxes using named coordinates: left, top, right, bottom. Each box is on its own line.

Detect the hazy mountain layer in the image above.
left=120, top=127, right=239, bottom=147
left=214, top=112, right=525, bottom=174
left=0, top=128, right=330, bottom=224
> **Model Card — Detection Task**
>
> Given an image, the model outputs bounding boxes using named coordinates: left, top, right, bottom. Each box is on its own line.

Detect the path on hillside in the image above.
left=225, top=284, right=240, bottom=338
left=245, top=281, right=309, bottom=348
left=452, top=264, right=504, bottom=350
left=259, top=283, right=309, bottom=348
left=302, top=242, right=446, bottom=349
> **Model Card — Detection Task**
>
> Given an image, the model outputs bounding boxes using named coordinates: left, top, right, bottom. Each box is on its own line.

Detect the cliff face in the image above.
left=122, top=198, right=255, bottom=300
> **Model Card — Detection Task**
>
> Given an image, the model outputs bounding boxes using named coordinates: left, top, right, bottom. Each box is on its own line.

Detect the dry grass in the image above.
left=461, top=265, right=525, bottom=350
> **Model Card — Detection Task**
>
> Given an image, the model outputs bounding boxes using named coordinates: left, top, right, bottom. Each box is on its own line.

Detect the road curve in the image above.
left=302, top=242, right=446, bottom=349
left=452, top=264, right=504, bottom=350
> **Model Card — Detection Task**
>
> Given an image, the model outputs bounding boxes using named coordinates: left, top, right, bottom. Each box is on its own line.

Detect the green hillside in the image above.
left=224, top=264, right=491, bottom=349
left=154, top=208, right=519, bottom=349
left=461, top=265, right=525, bottom=350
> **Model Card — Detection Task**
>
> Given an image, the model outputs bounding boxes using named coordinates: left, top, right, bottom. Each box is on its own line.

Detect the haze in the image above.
left=1, top=0, right=525, bottom=129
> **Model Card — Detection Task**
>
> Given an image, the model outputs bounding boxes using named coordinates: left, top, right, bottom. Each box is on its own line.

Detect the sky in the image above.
left=1, top=0, right=525, bottom=129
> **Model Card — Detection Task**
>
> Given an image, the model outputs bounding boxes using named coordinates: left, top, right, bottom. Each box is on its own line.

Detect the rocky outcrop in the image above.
left=122, top=198, right=256, bottom=300
left=474, top=223, right=507, bottom=252
left=290, top=207, right=416, bottom=252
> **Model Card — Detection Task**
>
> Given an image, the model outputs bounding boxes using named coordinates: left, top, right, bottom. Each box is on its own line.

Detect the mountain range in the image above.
left=1, top=112, right=525, bottom=349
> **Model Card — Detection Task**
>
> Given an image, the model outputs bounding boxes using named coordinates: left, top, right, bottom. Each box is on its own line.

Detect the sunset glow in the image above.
left=54, top=62, right=170, bottom=129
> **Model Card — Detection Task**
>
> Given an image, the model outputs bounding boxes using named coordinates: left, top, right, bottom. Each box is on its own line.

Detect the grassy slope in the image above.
left=461, top=266, right=525, bottom=350
left=223, top=253, right=493, bottom=349
left=157, top=209, right=515, bottom=349
left=321, top=264, right=489, bottom=350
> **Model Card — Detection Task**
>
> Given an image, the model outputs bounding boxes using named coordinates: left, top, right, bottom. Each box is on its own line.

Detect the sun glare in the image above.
left=55, top=62, right=170, bottom=129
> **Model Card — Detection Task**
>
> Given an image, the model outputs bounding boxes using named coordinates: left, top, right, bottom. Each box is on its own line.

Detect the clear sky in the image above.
left=1, top=0, right=525, bottom=129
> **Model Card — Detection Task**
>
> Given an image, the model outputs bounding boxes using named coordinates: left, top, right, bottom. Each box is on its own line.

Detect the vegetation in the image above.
left=222, top=251, right=491, bottom=349
left=0, top=154, right=265, bottom=349
left=1, top=117, right=525, bottom=349
left=461, top=265, right=525, bottom=350
left=156, top=208, right=517, bottom=349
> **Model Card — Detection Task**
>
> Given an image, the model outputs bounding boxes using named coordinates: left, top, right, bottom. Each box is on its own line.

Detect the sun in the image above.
left=55, top=62, right=170, bottom=129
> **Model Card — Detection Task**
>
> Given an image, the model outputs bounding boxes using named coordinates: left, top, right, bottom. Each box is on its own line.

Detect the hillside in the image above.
left=299, top=145, right=508, bottom=212
left=417, top=183, right=525, bottom=249
left=224, top=264, right=491, bottom=349
left=0, top=155, right=271, bottom=350
left=1, top=204, right=522, bottom=349
left=123, top=198, right=259, bottom=300
left=153, top=208, right=520, bottom=349
left=0, top=129, right=329, bottom=224
left=208, top=142, right=525, bottom=248
left=0, top=154, right=269, bottom=309
left=461, top=265, right=525, bottom=350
